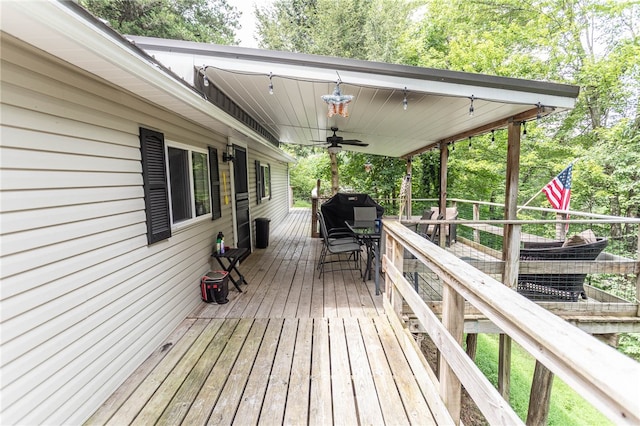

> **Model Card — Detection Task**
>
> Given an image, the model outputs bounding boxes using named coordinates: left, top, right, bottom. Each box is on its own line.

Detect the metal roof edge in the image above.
left=128, top=36, right=580, bottom=100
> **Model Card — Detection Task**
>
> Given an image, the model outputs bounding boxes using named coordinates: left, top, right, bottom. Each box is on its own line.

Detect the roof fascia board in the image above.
left=3, top=2, right=285, bottom=157
left=130, top=36, right=580, bottom=108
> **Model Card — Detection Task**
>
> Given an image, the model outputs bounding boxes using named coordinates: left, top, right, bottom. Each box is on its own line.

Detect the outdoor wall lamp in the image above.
left=223, top=145, right=235, bottom=162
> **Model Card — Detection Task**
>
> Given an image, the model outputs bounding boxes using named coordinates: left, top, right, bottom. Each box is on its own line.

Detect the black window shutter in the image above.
left=255, top=159, right=262, bottom=204
left=140, top=127, right=171, bottom=244
left=208, top=146, right=222, bottom=220
left=268, top=163, right=272, bottom=200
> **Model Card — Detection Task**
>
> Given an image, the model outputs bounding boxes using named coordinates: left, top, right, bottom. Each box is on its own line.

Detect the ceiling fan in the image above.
left=316, top=127, right=369, bottom=153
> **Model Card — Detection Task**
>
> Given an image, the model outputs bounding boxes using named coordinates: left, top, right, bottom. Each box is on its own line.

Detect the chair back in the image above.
left=417, top=209, right=434, bottom=234
left=353, top=206, right=377, bottom=222
left=317, top=211, right=330, bottom=243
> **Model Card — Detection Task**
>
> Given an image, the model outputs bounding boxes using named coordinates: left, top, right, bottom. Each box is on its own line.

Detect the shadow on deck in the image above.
left=86, top=209, right=451, bottom=425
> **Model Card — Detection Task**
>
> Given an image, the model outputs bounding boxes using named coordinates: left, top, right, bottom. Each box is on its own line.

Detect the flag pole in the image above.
left=517, top=187, right=544, bottom=214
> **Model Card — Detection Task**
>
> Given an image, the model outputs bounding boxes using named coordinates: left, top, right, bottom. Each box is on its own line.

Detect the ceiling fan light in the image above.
left=327, top=145, right=342, bottom=154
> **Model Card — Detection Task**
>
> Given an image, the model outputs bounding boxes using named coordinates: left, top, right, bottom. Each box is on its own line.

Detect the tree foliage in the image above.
left=80, top=0, right=240, bottom=44
left=261, top=0, right=639, bottom=218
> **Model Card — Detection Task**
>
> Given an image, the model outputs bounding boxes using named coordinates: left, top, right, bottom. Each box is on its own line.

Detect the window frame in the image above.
left=255, top=160, right=272, bottom=204
left=165, top=141, right=212, bottom=227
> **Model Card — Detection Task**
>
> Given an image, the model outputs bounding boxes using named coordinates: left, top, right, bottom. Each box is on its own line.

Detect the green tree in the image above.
left=80, top=0, right=240, bottom=44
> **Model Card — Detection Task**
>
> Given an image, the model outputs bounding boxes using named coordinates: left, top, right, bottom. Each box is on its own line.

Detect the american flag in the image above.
left=542, top=164, right=573, bottom=210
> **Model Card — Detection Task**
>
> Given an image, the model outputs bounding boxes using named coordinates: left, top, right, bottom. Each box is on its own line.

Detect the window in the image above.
left=140, top=127, right=222, bottom=245
left=167, top=145, right=211, bottom=224
left=255, top=160, right=271, bottom=203
left=261, top=163, right=271, bottom=199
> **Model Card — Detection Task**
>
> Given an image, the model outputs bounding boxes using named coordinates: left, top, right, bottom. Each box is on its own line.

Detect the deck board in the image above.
left=87, top=209, right=444, bottom=425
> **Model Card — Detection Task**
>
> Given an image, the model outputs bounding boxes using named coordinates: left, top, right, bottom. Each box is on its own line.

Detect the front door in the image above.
left=233, top=145, right=251, bottom=250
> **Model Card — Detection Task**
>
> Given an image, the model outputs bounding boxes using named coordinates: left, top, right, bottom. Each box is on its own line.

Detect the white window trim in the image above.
left=165, top=141, right=212, bottom=230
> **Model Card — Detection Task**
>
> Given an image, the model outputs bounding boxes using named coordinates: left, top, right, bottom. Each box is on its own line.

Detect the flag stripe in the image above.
left=543, top=164, right=572, bottom=211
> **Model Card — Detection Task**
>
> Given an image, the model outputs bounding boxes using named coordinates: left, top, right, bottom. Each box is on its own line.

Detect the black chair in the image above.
left=317, top=211, right=362, bottom=278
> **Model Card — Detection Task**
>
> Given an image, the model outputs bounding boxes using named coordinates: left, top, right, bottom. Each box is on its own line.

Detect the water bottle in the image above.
left=220, top=232, right=225, bottom=254
left=216, top=232, right=223, bottom=254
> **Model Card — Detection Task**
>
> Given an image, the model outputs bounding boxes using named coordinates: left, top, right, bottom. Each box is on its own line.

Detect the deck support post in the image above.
left=526, top=361, right=554, bottom=425
left=498, top=119, right=523, bottom=402
left=498, top=334, right=512, bottom=399
left=465, top=333, right=478, bottom=360
left=439, top=143, right=449, bottom=247
left=440, top=284, right=464, bottom=425
left=636, top=226, right=640, bottom=317
left=405, top=157, right=413, bottom=219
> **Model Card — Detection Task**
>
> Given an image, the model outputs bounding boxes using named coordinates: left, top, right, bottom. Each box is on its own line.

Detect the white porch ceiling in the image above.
left=130, top=37, right=580, bottom=158
left=2, top=1, right=579, bottom=161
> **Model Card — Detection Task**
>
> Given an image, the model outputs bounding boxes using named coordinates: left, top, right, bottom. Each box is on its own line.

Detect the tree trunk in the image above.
left=330, top=152, right=339, bottom=195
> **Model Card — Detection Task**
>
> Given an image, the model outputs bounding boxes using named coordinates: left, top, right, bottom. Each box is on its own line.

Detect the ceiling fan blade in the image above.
left=341, top=139, right=369, bottom=146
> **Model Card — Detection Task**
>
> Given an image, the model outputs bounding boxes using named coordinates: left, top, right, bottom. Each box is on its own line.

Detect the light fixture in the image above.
left=327, top=145, right=342, bottom=154
left=468, top=95, right=475, bottom=117
left=536, top=102, right=542, bottom=120
left=222, top=144, right=234, bottom=162
left=201, top=66, right=209, bottom=87
left=268, top=72, right=274, bottom=95
left=522, top=121, right=527, bottom=138
left=321, top=82, right=354, bottom=118
left=402, top=87, right=408, bottom=111
left=491, top=129, right=495, bottom=143
left=468, top=136, right=472, bottom=149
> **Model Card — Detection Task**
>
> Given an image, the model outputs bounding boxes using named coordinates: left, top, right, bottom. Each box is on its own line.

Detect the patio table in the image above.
left=346, top=220, right=381, bottom=295
left=212, top=247, right=249, bottom=292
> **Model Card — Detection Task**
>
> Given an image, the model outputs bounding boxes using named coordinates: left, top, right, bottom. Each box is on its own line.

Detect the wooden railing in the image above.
left=382, top=220, right=640, bottom=425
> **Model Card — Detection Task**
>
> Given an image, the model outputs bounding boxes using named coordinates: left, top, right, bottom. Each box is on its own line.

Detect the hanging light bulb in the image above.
left=451, top=143, right=455, bottom=151
left=402, top=87, right=408, bottom=111
left=491, top=129, right=495, bottom=143
left=536, top=102, right=542, bottom=120
left=468, top=136, right=472, bottom=149
left=469, top=95, right=475, bottom=117
left=268, top=72, right=274, bottom=95
left=522, top=121, right=527, bottom=138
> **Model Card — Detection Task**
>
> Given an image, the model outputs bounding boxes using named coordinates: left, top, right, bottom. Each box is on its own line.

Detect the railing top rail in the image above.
left=429, top=198, right=636, bottom=221
left=398, top=218, right=640, bottom=225
left=384, top=220, right=640, bottom=425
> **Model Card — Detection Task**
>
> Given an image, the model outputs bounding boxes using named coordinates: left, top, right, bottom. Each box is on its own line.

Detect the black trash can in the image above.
left=255, top=217, right=271, bottom=248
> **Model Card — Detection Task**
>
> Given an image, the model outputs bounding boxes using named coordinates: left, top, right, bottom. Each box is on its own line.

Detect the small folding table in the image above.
left=211, top=247, right=249, bottom=292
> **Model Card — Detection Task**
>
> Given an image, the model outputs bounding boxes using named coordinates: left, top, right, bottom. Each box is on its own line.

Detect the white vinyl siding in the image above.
left=248, top=151, right=290, bottom=246
left=0, top=37, right=228, bottom=424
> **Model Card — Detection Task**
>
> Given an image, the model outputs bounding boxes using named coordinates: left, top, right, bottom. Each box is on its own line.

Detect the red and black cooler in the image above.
left=200, top=271, right=229, bottom=304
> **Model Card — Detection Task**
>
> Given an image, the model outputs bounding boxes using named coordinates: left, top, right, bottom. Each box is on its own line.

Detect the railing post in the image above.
left=385, top=231, right=404, bottom=318
left=440, top=284, right=465, bottom=424
left=311, top=179, right=320, bottom=238
left=636, top=224, right=640, bottom=317
left=473, top=203, right=480, bottom=243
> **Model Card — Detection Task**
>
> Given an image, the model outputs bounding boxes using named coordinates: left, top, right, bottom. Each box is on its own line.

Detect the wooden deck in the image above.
left=87, top=209, right=447, bottom=425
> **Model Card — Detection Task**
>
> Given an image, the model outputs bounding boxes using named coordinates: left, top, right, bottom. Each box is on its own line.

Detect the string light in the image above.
left=268, top=72, right=274, bottom=95
left=522, top=121, right=527, bottom=138
left=491, top=129, right=495, bottom=143
left=536, top=102, right=542, bottom=120
left=468, top=136, right=472, bottom=149
left=468, top=95, right=475, bottom=117
left=402, top=87, right=408, bottom=110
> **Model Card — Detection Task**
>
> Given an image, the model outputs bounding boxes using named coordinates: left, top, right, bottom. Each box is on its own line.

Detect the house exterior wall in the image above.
left=248, top=149, right=290, bottom=246
left=0, top=35, right=288, bottom=424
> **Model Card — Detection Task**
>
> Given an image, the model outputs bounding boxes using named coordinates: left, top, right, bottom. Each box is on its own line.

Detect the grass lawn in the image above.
left=474, top=334, right=613, bottom=425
